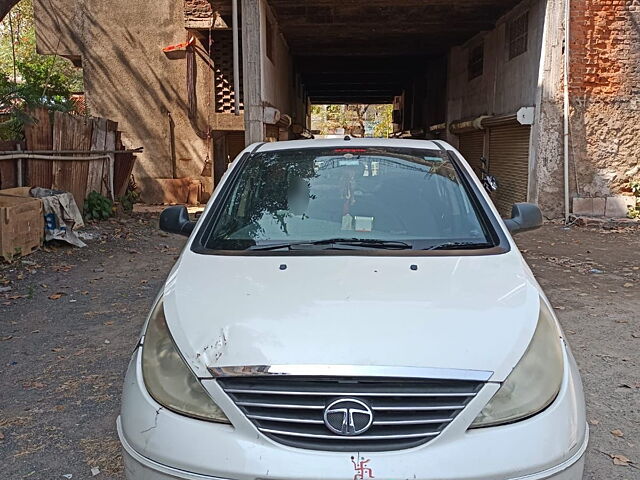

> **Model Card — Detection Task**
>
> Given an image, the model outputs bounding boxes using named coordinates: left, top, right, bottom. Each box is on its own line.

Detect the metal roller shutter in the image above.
left=457, top=131, right=484, bottom=179
left=488, top=124, right=531, bottom=217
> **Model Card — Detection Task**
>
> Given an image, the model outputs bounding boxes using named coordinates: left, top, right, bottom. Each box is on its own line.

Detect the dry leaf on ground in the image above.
left=611, top=454, right=630, bottom=466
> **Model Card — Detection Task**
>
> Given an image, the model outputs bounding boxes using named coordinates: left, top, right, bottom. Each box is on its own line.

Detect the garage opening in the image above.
left=235, top=0, right=545, bottom=215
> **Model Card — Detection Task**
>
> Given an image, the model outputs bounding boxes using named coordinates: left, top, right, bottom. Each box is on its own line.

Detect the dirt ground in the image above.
left=0, top=215, right=638, bottom=480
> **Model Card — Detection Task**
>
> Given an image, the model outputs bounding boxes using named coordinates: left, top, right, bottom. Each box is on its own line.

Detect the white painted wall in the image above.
left=259, top=0, right=294, bottom=116
left=446, top=0, right=546, bottom=123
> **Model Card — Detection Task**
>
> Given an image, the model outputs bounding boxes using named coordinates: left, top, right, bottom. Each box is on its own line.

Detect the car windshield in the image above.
left=201, top=147, right=494, bottom=251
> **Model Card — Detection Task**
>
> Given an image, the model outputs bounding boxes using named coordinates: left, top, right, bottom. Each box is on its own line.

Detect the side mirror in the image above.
left=504, top=202, right=543, bottom=234
left=159, top=206, right=196, bottom=237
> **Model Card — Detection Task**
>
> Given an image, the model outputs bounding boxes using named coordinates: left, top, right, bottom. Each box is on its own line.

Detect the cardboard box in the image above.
left=0, top=187, right=32, bottom=197
left=0, top=194, right=44, bottom=261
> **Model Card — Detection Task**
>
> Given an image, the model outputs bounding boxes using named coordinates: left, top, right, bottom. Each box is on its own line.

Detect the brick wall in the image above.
left=568, top=0, right=640, bottom=208
left=184, top=0, right=214, bottom=28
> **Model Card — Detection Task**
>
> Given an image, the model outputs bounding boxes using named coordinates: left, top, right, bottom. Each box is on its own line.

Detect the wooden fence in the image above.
left=0, top=108, right=139, bottom=210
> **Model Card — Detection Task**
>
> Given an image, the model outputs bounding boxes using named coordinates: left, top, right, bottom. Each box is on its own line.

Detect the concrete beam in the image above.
left=210, top=113, right=245, bottom=131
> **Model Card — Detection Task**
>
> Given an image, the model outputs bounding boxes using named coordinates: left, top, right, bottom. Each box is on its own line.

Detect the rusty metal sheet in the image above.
left=114, top=152, right=136, bottom=198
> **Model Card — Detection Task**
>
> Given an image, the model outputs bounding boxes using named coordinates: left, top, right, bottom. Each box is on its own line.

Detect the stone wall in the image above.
left=528, top=0, right=565, bottom=218
left=568, top=0, right=640, bottom=216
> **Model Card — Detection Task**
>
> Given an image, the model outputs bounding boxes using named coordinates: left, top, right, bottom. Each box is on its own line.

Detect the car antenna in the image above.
left=344, top=135, right=351, bottom=141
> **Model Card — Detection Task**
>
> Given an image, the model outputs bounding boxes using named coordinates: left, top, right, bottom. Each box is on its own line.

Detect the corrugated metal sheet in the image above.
left=457, top=131, right=484, bottom=179
left=488, top=124, right=531, bottom=217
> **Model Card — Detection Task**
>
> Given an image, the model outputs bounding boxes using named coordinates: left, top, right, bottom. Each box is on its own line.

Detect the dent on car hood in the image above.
left=161, top=252, right=541, bottom=383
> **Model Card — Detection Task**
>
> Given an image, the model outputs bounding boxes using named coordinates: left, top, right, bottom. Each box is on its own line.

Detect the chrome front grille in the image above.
left=217, top=376, right=484, bottom=451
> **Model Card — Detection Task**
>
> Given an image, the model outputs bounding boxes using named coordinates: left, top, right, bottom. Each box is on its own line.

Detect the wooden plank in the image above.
left=104, top=120, right=118, bottom=199
left=87, top=117, right=108, bottom=198
left=0, top=140, right=18, bottom=189
left=0, top=160, right=17, bottom=189
left=25, top=108, right=53, bottom=150
left=24, top=108, right=53, bottom=188
left=52, top=112, right=93, bottom=208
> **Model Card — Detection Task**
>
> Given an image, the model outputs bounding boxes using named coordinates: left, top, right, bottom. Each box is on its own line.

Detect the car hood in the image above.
left=162, top=251, right=541, bottom=382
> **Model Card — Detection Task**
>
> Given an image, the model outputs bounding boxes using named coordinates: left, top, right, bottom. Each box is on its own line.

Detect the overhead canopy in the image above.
left=297, top=56, right=427, bottom=104
left=267, top=0, right=522, bottom=105
left=268, top=0, right=522, bottom=56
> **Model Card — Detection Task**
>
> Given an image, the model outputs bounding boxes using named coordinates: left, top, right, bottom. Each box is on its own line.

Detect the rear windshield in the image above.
left=198, top=147, right=496, bottom=252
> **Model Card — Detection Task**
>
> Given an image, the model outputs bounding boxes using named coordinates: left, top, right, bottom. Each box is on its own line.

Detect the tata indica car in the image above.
left=118, top=139, right=587, bottom=480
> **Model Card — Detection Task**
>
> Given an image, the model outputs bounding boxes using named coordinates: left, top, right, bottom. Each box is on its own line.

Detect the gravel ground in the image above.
left=0, top=216, right=638, bottom=480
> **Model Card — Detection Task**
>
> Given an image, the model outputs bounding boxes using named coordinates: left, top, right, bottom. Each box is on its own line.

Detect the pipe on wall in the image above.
left=232, top=0, right=241, bottom=115
left=563, top=0, right=571, bottom=222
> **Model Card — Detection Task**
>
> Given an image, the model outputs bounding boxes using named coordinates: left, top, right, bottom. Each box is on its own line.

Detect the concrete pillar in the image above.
left=241, top=0, right=264, bottom=145
left=528, top=0, right=565, bottom=217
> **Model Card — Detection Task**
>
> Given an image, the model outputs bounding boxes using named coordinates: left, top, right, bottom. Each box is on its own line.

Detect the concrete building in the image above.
left=18, top=0, right=640, bottom=217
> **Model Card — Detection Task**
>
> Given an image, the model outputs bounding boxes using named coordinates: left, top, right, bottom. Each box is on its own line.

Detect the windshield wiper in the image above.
left=331, top=239, right=413, bottom=250
left=247, top=238, right=413, bottom=251
left=425, top=241, right=494, bottom=251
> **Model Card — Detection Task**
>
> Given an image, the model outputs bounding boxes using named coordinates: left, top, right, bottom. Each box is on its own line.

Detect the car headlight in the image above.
left=141, top=299, right=230, bottom=423
left=470, top=300, right=564, bottom=428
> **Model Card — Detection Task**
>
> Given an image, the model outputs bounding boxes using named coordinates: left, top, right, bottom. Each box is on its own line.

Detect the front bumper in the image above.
left=118, top=348, right=588, bottom=480
left=118, top=417, right=587, bottom=480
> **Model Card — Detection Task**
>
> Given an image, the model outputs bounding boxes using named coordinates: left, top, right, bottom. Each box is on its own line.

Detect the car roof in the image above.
left=253, top=138, right=453, bottom=153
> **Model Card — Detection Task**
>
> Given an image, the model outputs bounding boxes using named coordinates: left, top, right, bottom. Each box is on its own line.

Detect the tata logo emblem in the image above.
left=323, top=398, right=373, bottom=436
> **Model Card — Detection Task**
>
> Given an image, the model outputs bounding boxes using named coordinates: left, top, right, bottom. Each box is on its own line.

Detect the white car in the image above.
left=118, top=139, right=588, bottom=480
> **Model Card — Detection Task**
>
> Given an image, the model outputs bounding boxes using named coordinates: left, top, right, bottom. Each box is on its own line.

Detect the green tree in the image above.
left=0, top=0, right=83, bottom=140
left=372, top=104, right=393, bottom=138
left=311, top=104, right=392, bottom=138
